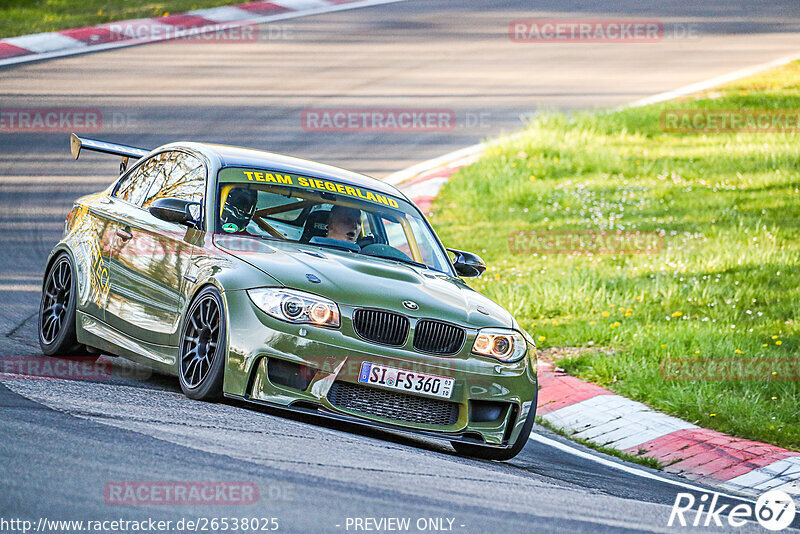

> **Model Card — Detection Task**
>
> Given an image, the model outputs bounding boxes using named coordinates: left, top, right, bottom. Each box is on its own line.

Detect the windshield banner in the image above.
left=219, top=168, right=400, bottom=208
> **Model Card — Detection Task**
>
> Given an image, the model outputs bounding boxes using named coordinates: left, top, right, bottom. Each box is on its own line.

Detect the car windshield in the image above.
left=215, top=167, right=453, bottom=273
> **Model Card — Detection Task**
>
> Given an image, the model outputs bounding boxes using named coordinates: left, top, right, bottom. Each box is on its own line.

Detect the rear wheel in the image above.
left=38, top=254, right=86, bottom=356
left=178, top=286, right=226, bottom=400
left=451, top=396, right=537, bottom=461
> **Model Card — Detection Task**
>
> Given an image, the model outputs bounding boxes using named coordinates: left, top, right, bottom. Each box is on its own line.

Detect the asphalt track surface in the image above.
left=2, top=1, right=800, bottom=532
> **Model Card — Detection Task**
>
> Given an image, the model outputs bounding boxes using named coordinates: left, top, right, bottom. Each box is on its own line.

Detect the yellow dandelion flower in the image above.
left=694, top=350, right=700, bottom=354
left=735, top=349, right=743, bottom=354
left=672, top=311, right=682, bottom=317
left=710, top=413, right=716, bottom=417
left=660, top=344, right=666, bottom=348
left=602, top=311, right=610, bottom=317
left=552, top=321, right=559, bottom=326
left=589, top=321, right=596, bottom=325
left=776, top=340, right=782, bottom=345
left=537, top=336, right=546, bottom=342
left=762, top=344, right=768, bottom=347
left=772, top=335, right=778, bottom=339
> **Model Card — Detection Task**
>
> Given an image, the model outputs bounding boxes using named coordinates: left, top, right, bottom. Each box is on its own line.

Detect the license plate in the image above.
left=358, top=362, right=455, bottom=399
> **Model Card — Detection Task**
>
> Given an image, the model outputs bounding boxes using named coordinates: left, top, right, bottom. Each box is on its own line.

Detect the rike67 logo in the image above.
left=669, top=490, right=796, bottom=531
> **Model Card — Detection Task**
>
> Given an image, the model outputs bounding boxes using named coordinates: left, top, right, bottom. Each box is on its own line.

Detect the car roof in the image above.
left=170, top=142, right=406, bottom=198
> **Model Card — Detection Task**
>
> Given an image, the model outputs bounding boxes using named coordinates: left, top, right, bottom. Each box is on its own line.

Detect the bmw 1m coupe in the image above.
left=39, top=134, right=538, bottom=460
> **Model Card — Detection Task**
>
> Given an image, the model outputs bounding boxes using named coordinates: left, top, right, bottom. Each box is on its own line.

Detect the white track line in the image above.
left=528, top=431, right=755, bottom=504
left=0, top=0, right=410, bottom=67
left=384, top=143, right=488, bottom=186
left=387, top=51, right=800, bottom=188
left=622, top=51, right=800, bottom=108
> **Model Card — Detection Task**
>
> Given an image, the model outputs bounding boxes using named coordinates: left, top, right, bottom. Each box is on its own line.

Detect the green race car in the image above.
left=39, top=134, right=538, bottom=460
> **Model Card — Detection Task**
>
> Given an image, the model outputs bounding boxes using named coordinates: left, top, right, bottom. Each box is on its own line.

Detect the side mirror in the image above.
left=447, top=248, right=486, bottom=277
left=149, top=198, right=201, bottom=228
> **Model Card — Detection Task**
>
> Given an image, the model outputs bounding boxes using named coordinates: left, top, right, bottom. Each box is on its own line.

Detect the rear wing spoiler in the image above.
left=70, top=133, right=150, bottom=173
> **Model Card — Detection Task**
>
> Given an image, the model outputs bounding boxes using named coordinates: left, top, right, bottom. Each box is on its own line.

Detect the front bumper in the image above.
left=222, top=289, right=538, bottom=448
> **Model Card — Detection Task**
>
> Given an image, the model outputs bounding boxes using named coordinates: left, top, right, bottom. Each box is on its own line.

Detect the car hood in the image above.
left=214, top=235, right=513, bottom=328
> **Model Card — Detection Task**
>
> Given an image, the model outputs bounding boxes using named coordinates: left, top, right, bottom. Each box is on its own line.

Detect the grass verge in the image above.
left=432, top=61, right=800, bottom=450
left=1, top=0, right=250, bottom=38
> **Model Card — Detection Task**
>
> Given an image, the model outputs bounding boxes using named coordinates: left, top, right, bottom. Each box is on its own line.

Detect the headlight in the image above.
left=247, top=288, right=340, bottom=328
left=472, top=328, right=527, bottom=362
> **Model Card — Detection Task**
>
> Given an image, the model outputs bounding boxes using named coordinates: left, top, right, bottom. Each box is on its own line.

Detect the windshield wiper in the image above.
left=361, top=251, right=429, bottom=269
left=308, top=236, right=361, bottom=253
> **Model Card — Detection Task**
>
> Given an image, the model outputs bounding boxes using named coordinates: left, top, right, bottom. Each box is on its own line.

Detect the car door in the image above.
left=69, top=196, right=117, bottom=321
left=105, top=150, right=206, bottom=348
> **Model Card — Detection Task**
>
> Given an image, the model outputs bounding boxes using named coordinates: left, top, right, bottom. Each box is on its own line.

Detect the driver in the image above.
left=326, top=205, right=361, bottom=243
left=220, top=187, right=258, bottom=234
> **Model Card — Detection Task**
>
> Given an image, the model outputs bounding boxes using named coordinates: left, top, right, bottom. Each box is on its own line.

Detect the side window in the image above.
left=114, top=153, right=167, bottom=205
left=142, top=151, right=206, bottom=208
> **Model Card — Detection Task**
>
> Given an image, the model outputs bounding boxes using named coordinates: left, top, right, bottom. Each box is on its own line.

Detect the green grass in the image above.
left=0, top=0, right=251, bottom=38
left=536, top=417, right=664, bottom=470
left=432, top=61, right=800, bottom=451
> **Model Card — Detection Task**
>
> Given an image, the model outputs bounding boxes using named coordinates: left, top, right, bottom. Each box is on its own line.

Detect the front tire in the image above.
left=38, top=253, right=85, bottom=356
left=178, top=286, right=226, bottom=400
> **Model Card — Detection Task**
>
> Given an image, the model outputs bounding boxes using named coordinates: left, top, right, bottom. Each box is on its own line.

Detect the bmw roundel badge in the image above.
left=402, top=300, right=419, bottom=310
